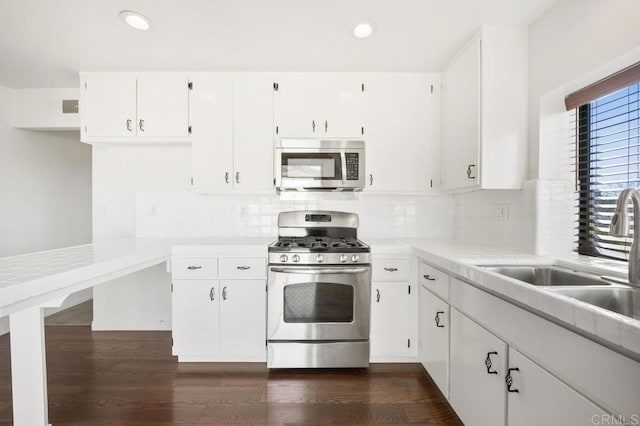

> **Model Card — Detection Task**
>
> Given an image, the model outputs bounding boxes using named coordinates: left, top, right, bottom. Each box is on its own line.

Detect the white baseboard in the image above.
left=369, top=356, right=420, bottom=363
left=177, top=354, right=267, bottom=362
left=91, top=321, right=172, bottom=331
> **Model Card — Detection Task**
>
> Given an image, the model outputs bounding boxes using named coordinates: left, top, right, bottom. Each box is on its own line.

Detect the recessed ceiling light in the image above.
left=353, top=22, right=374, bottom=39
left=119, top=10, right=152, bottom=31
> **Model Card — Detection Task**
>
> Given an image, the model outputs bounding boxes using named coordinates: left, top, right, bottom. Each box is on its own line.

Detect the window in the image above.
left=576, top=82, right=640, bottom=260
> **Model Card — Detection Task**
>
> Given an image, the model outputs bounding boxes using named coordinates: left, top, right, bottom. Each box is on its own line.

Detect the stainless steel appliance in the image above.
left=267, top=210, right=371, bottom=368
left=274, top=139, right=365, bottom=193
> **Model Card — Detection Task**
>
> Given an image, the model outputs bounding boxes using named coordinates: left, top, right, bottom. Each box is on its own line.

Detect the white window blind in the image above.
left=576, top=82, right=640, bottom=260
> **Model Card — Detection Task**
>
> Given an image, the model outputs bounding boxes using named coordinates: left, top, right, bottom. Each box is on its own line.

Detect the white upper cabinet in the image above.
left=81, top=73, right=136, bottom=139
left=364, top=73, right=440, bottom=193
left=274, top=73, right=364, bottom=139
left=441, top=26, right=527, bottom=192
left=80, top=72, right=191, bottom=143
left=232, top=73, right=275, bottom=191
left=189, top=73, right=234, bottom=192
left=136, top=74, right=190, bottom=139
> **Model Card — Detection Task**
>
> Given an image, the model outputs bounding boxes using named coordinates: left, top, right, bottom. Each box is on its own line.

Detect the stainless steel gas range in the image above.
left=267, top=211, right=371, bottom=368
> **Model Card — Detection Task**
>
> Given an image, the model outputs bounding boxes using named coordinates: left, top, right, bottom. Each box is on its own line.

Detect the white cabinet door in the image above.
left=219, top=280, right=266, bottom=359
left=364, top=74, right=440, bottom=192
left=441, top=37, right=481, bottom=191
left=233, top=73, right=275, bottom=191
left=419, top=286, right=449, bottom=398
left=370, top=281, right=410, bottom=358
left=507, top=348, right=603, bottom=426
left=137, top=73, right=190, bottom=139
left=172, top=280, right=219, bottom=356
left=450, top=308, right=506, bottom=426
left=189, top=73, right=234, bottom=192
left=319, top=75, right=363, bottom=138
left=81, top=73, right=136, bottom=138
left=274, top=74, right=321, bottom=138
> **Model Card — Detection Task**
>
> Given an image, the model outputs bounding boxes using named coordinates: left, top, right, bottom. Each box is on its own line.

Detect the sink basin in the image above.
left=483, top=265, right=612, bottom=287
left=551, top=287, right=640, bottom=320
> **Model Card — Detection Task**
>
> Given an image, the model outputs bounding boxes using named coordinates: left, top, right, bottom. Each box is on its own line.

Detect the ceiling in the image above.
left=0, top=0, right=559, bottom=88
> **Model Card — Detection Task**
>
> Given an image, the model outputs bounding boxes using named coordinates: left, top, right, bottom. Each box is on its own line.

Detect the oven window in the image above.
left=283, top=282, right=354, bottom=323
left=282, top=153, right=342, bottom=180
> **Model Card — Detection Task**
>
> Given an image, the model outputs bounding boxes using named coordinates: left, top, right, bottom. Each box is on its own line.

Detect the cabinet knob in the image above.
left=505, top=367, right=520, bottom=393
left=139, top=119, right=145, bottom=132
left=225, top=172, right=229, bottom=184
left=467, top=164, right=476, bottom=179
left=209, top=287, right=215, bottom=301
left=384, top=267, right=398, bottom=272
left=126, top=119, right=132, bottom=131
left=435, top=311, right=445, bottom=328
left=423, top=274, right=436, bottom=281
left=485, top=351, right=498, bottom=375
left=376, top=289, right=380, bottom=303
left=235, top=172, right=240, bottom=184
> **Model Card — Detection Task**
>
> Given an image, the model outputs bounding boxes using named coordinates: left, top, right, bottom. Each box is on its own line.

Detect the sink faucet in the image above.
left=610, top=188, right=640, bottom=285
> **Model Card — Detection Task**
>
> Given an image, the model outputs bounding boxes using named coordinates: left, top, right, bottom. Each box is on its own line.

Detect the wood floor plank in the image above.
left=0, top=326, right=461, bottom=425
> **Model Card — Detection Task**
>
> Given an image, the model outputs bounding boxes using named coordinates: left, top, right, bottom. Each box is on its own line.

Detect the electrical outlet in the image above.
left=492, top=204, right=509, bottom=222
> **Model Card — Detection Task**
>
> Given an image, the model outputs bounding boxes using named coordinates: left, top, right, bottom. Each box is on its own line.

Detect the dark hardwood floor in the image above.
left=0, top=326, right=461, bottom=425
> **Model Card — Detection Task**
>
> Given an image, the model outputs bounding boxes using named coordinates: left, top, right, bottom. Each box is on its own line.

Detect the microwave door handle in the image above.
left=341, top=152, right=347, bottom=183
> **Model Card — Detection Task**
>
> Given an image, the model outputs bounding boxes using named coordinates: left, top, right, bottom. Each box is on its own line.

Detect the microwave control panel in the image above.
left=345, top=153, right=359, bottom=180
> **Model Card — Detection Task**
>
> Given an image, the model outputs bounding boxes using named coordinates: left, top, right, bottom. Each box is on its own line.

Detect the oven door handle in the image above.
left=270, top=267, right=369, bottom=274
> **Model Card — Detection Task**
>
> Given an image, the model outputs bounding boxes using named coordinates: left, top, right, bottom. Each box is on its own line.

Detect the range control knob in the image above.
left=339, top=254, right=348, bottom=263
left=292, top=255, right=300, bottom=263
left=351, top=255, right=360, bottom=263
left=316, top=254, right=325, bottom=263
left=280, top=254, right=288, bottom=263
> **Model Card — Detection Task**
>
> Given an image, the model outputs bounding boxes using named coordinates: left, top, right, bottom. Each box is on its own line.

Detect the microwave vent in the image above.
left=62, top=99, right=79, bottom=114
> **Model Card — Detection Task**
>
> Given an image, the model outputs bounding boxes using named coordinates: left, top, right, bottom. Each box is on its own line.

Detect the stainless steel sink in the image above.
left=483, top=265, right=612, bottom=287
left=551, top=287, right=640, bottom=320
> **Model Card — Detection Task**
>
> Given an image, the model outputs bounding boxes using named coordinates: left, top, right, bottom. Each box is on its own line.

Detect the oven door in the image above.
left=267, top=265, right=371, bottom=341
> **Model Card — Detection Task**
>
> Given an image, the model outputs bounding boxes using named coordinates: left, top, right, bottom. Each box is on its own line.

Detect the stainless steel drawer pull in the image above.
left=424, top=274, right=436, bottom=281
left=187, top=266, right=202, bottom=270
left=209, top=287, right=215, bottom=301
left=384, top=267, right=398, bottom=272
left=126, top=119, right=132, bottom=131
left=222, top=286, right=227, bottom=300
left=237, top=266, right=251, bottom=270
left=376, top=289, right=380, bottom=303
left=225, top=172, right=229, bottom=183
left=235, top=172, right=240, bottom=184
left=139, top=119, right=145, bottom=131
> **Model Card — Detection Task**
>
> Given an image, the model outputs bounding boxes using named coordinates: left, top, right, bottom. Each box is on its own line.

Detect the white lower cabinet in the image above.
left=171, top=256, right=266, bottom=362
left=370, top=281, right=411, bottom=359
left=219, top=280, right=266, bottom=358
left=419, top=285, right=449, bottom=398
left=507, top=348, right=603, bottom=426
left=172, top=279, right=220, bottom=356
left=449, top=308, right=507, bottom=426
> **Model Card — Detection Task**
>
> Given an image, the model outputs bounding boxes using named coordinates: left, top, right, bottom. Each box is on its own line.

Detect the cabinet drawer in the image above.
left=419, top=262, right=450, bottom=300
left=372, top=259, right=410, bottom=281
left=219, top=258, right=266, bottom=279
left=172, top=257, right=218, bottom=279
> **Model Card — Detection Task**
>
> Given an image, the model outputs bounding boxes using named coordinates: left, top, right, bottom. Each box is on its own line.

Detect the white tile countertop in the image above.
left=1, top=237, right=638, bottom=358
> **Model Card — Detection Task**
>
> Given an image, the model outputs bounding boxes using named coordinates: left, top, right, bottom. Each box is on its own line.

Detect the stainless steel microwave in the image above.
left=274, top=139, right=365, bottom=192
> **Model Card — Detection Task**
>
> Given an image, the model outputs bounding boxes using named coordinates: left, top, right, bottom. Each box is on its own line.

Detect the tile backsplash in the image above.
left=136, top=191, right=453, bottom=239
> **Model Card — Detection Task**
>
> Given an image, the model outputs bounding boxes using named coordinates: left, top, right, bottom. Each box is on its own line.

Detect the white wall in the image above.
left=0, top=84, right=92, bottom=334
